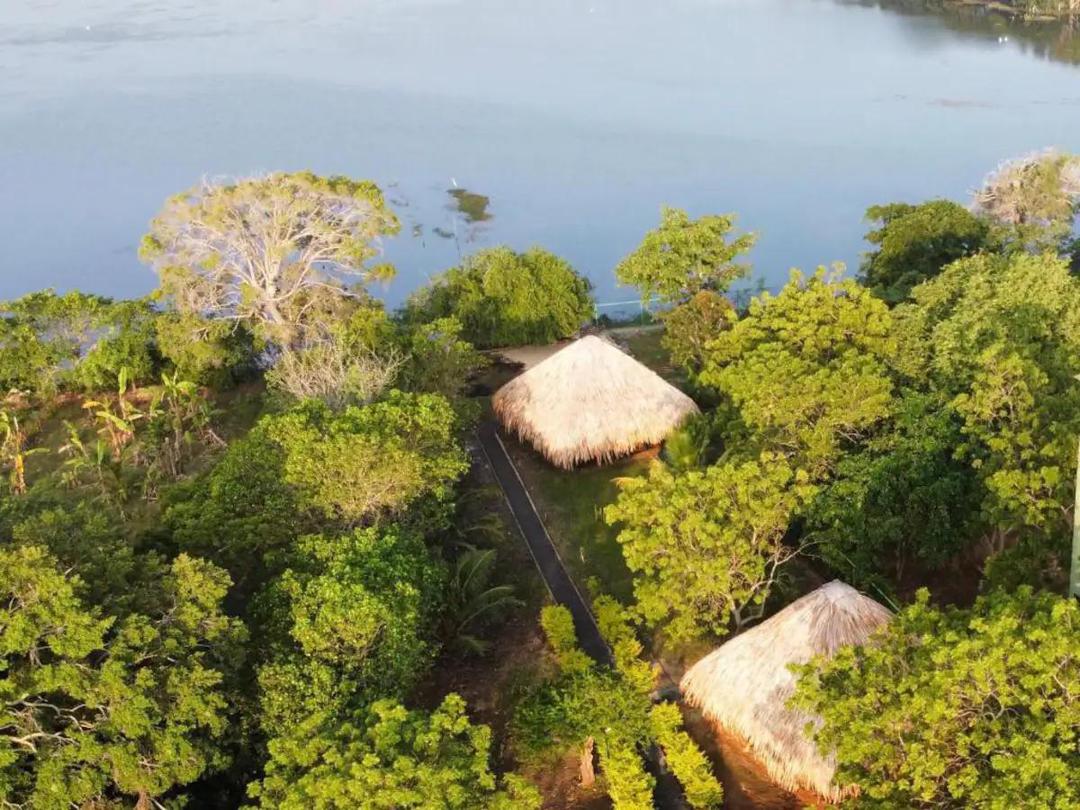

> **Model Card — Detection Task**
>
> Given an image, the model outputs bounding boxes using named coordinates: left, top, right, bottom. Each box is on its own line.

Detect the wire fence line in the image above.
left=591, top=285, right=785, bottom=326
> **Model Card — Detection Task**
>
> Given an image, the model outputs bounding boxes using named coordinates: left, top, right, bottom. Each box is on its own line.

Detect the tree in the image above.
left=805, top=391, right=982, bottom=588
left=141, top=172, right=400, bottom=347
left=398, top=317, right=487, bottom=401
left=951, top=347, right=1078, bottom=543
left=263, top=392, right=468, bottom=526
left=793, top=587, right=1080, bottom=808
left=660, top=290, right=736, bottom=372
left=266, top=303, right=403, bottom=409
left=893, top=253, right=1080, bottom=555
left=267, top=339, right=402, bottom=409
left=256, top=527, right=445, bottom=737
left=699, top=269, right=895, bottom=477
left=0, top=290, right=108, bottom=395
left=164, top=426, right=300, bottom=588
left=0, top=546, right=246, bottom=807
left=515, top=604, right=722, bottom=810
left=251, top=694, right=540, bottom=809
left=11, top=501, right=160, bottom=617
left=405, top=246, right=594, bottom=348
left=155, top=311, right=256, bottom=387
left=72, top=298, right=162, bottom=392
left=604, top=455, right=814, bottom=638
left=972, top=149, right=1080, bottom=255
left=615, top=207, right=756, bottom=305
left=859, top=200, right=991, bottom=304
left=893, top=252, right=1080, bottom=390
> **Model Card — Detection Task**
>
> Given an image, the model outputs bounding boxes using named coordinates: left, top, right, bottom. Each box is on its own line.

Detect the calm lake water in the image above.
left=3, top=0, right=1080, bottom=312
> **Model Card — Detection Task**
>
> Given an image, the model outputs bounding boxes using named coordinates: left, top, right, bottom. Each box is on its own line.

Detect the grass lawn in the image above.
left=608, top=325, right=687, bottom=388
left=505, top=437, right=650, bottom=604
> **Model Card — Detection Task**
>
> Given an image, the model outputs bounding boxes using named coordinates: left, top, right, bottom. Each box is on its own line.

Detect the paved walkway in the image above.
left=476, top=420, right=685, bottom=810
left=477, top=421, right=613, bottom=666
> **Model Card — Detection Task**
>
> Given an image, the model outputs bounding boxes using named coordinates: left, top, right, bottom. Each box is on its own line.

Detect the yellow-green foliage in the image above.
left=539, top=604, right=592, bottom=674
left=650, top=703, right=723, bottom=809
left=528, top=600, right=717, bottom=810
left=252, top=694, right=541, bottom=809
left=603, top=743, right=656, bottom=810
left=594, top=595, right=656, bottom=695
left=406, top=246, right=595, bottom=348
left=265, top=391, right=468, bottom=525
left=700, top=268, right=895, bottom=478
left=793, top=588, right=1080, bottom=808
left=615, top=206, right=756, bottom=305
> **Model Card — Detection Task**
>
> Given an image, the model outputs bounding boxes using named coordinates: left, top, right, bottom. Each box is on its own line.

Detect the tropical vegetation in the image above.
left=3, top=150, right=1080, bottom=806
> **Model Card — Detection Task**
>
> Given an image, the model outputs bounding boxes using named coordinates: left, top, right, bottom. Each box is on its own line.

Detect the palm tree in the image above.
left=442, top=545, right=523, bottom=656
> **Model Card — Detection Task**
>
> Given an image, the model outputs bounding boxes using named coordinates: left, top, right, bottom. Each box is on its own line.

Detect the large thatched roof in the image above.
left=680, top=581, right=892, bottom=802
left=492, top=335, right=698, bottom=469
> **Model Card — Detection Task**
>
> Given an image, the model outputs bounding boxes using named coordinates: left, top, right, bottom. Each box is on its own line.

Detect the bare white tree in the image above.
left=141, top=172, right=400, bottom=345
left=972, top=149, right=1080, bottom=239
left=265, top=340, right=404, bottom=410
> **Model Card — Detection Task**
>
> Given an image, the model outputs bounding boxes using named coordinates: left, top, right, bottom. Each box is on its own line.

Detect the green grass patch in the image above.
left=505, top=439, right=651, bottom=603
left=608, top=327, right=688, bottom=389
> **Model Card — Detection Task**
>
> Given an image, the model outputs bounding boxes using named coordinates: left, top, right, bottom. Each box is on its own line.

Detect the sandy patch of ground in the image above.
left=494, top=341, right=572, bottom=370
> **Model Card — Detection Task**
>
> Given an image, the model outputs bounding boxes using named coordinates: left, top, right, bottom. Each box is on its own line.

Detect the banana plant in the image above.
left=82, top=366, right=145, bottom=462
left=144, top=371, right=222, bottom=486
left=0, top=410, right=46, bottom=495
left=59, top=420, right=130, bottom=516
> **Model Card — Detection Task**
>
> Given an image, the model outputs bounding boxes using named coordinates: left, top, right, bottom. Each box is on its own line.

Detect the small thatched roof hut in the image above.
left=492, top=335, right=698, bottom=469
left=680, top=581, right=892, bottom=802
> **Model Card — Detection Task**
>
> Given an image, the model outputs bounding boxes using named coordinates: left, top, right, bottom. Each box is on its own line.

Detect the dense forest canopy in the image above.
left=1, top=153, right=1079, bottom=807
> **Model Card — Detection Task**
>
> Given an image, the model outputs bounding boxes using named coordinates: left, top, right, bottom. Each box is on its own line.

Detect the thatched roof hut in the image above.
left=492, top=335, right=698, bottom=469
left=680, top=581, right=892, bottom=802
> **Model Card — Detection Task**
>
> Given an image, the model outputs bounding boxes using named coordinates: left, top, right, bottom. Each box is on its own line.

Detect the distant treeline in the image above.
left=960, top=0, right=1077, bottom=18
left=876, top=0, right=1079, bottom=19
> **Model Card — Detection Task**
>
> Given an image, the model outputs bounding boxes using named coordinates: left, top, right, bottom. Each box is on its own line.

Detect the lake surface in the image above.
left=3, top=0, right=1080, bottom=313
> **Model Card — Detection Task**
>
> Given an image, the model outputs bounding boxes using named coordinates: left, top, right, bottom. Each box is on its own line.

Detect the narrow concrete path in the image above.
left=477, top=420, right=613, bottom=666
left=477, top=420, right=686, bottom=810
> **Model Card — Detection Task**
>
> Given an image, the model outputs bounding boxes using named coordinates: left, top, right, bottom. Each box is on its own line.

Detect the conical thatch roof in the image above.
left=680, top=581, right=892, bottom=802
left=492, top=335, right=698, bottom=469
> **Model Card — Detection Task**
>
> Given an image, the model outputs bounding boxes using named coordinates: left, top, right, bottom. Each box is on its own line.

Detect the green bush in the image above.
left=793, top=588, right=1080, bottom=808
left=156, top=312, right=257, bottom=387
left=406, top=246, right=594, bottom=348
left=0, top=290, right=107, bottom=394
left=72, top=299, right=161, bottom=391
left=649, top=703, right=723, bottom=809
left=255, top=526, right=445, bottom=736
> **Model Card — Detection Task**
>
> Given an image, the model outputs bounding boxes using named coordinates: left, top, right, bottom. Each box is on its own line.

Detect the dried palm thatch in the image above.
left=492, top=335, right=698, bottom=469
left=680, top=581, right=892, bottom=802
